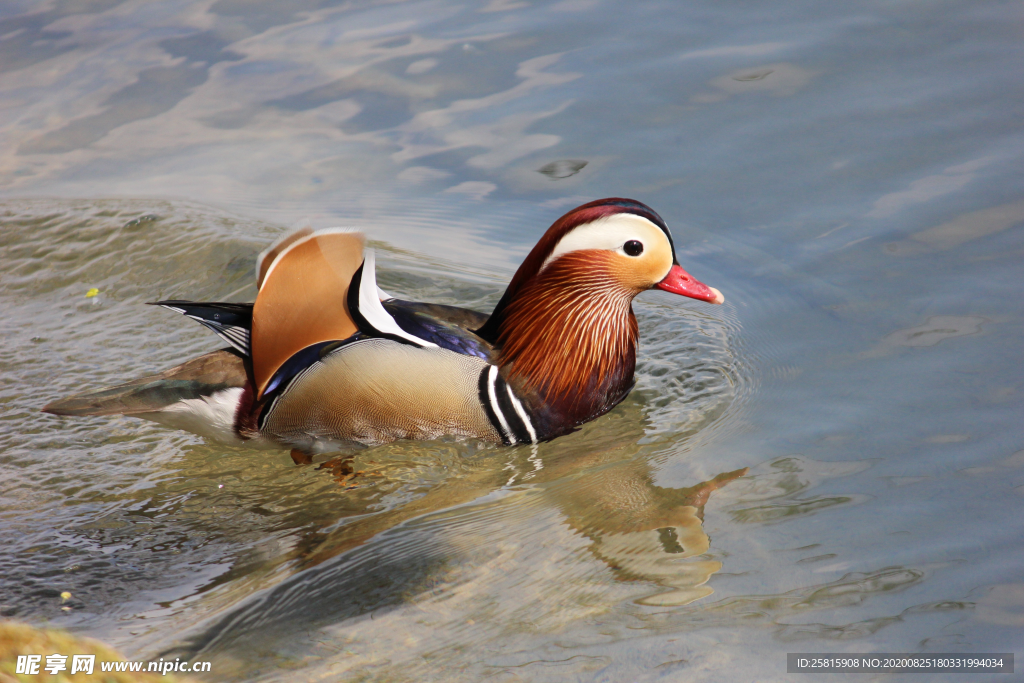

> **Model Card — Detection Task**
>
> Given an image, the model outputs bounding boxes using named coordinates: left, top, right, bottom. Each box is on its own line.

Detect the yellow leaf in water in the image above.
left=85, top=288, right=99, bottom=298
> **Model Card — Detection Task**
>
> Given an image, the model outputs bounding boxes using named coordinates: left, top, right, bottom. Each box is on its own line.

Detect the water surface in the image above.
left=1, top=0, right=1022, bottom=681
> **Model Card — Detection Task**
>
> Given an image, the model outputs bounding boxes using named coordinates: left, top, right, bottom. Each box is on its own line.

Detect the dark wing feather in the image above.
left=382, top=299, right=495, bottom=361
left=152, top=300, right=253, bottom=355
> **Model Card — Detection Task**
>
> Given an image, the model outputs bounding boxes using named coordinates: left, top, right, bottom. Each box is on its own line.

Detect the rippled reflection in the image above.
left=166, top=419, right=749, bottom=668
left=557, top=465, right=747, bottom=607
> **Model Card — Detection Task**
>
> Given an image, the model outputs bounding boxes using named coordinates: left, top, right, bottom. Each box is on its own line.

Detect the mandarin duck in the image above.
left=43, top=199, right=723, bottom=460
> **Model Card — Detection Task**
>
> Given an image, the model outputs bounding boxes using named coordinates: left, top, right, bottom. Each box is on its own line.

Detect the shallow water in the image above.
left=1, top=0, right=1023, bottom=681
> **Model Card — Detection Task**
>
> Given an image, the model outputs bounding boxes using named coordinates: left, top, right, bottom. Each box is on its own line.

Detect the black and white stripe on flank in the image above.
left=503, top=382, right=537, bottom=444
left=477, top=365, right=536, bottom=445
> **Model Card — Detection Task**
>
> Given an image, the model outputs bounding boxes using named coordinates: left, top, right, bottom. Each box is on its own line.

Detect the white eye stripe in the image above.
left=540, top=213, right=668, bottom=273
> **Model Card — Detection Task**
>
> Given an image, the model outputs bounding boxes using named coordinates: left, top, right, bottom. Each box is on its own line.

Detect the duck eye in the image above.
left=623, top=240, right=644, bottom=257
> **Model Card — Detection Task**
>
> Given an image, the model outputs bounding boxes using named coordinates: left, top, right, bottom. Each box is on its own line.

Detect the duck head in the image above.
left=477, top=198, right=722, bottom=434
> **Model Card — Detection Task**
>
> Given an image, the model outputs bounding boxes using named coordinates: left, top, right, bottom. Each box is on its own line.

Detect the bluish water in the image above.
left=1, top=0, right=1022, bottom=681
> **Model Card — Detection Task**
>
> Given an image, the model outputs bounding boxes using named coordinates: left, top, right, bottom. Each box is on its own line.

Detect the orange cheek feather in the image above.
left=497, top=250, right=639, bottom=411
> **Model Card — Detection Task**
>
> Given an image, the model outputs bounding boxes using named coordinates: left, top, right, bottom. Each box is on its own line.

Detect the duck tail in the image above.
left=42, top=348, right=249, bottom=417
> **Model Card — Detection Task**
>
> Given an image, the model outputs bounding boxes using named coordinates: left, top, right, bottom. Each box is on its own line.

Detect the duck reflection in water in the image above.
left=168, top=401, right=744, bottom=661
left=550, top=459, right=745, bottom=606
left=288, top=401, right=744, bottom=608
